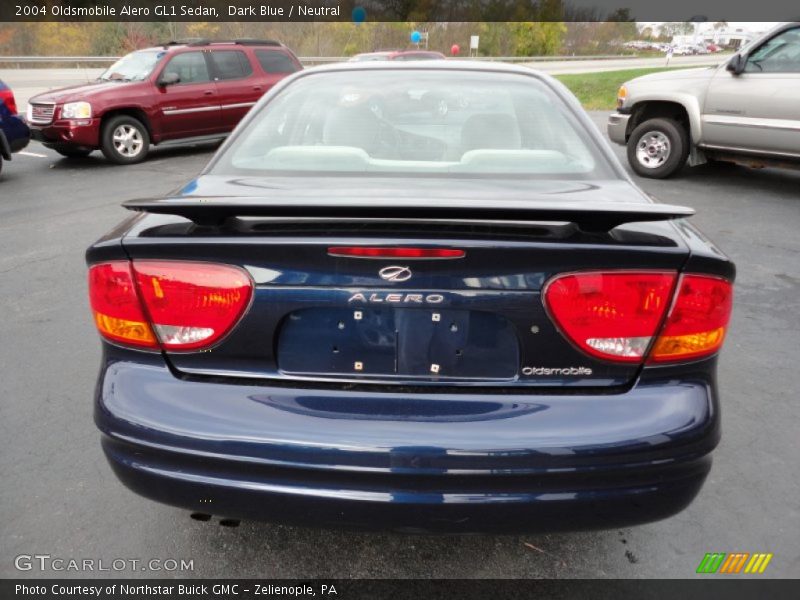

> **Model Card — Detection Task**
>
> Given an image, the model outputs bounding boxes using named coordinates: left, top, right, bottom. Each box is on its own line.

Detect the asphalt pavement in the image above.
left=0, top=113, right=798, bottom=579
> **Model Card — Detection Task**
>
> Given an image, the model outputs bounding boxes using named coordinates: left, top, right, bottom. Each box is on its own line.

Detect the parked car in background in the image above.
left=87, top=62, right=734, bottom=533
left=0, top=80, right=30, bottom=177
left=349, top=51, right=396, bottom=61
left=609, top=22, right=800, bottom=178
left=672, top=45, right=698, bottom=56
left=349, top=50, right=446, bottom=61
left=26, top=40, right=302, bottom=165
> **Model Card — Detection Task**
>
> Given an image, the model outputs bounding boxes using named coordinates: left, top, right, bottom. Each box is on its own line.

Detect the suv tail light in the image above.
left=89, top=261, right=253, bottom=351
left=0, top=88, right=18, bottom=115
left=544, top=271, right=732, bottom=364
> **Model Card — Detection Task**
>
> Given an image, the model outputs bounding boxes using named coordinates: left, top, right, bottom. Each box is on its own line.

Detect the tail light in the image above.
left=0, top=88, right=18, bottom=115
left=544, top=272, right=677, bottom=362
left=88, top=262, right=157, bottom=348
left=544, top=271, right=732, bottom=364
left=88, top=261, right=253, bottom=351
left=649, top=274, right=733, bottom=362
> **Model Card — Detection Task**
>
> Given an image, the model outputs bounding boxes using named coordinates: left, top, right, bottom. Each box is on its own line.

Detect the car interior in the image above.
left=228, top=73, right=600, bottom=176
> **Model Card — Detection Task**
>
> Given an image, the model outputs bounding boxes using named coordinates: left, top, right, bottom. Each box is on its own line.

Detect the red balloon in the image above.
left=450, top=44, right=460, bottom=56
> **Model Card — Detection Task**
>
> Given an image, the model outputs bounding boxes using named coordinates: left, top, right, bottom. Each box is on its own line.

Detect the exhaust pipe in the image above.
left=219, top=518, right=240, bottom=528
left=190, top=512, right=240, bottom=527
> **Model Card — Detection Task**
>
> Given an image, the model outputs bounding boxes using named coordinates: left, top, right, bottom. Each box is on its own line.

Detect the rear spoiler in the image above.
left=122, top=197, right=694, bottom=233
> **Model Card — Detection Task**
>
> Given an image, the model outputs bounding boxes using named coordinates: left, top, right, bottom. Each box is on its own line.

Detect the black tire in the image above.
left=53, top=146, right=93, bottom=159
left=100, top=115, right=150, bottom=165
left=626, top=118, right=689, bottom=179
left=0, top=155, right=4, bottom=177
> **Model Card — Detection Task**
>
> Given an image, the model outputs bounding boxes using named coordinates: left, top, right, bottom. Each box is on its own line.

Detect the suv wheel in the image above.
left=627, top=118, right=689, bottom=179
left=101, top=115, right=150, bottom=164
left=53, top=146, right=93, bottom=159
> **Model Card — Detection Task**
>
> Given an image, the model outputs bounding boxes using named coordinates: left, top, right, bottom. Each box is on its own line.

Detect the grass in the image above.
left=555, top=67, right=696, bottom=110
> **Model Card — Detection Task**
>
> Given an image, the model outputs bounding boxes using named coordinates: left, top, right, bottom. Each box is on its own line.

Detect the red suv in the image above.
left=26, top=40, right=302, bottom=164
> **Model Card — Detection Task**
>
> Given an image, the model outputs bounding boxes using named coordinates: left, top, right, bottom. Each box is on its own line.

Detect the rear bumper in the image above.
left=1, top=115, right=30, bottom=157
left=29, top=119, right=100, bottom=149
left=96, top=358, right=720, bottom=533
left=607, top=112, right=631, bottom=145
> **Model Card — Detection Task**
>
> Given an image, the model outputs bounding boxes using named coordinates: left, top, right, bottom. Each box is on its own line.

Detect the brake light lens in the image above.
left=544, top=272, right=677, bottom=362
left=88, top=261, right=253, bottom=351
left=649, top=274, right=732, bottom=362
left=88, top=262, right=157, bottom=348
left=0, top=88, right=18, bottom=115
left=328, top=246, right=465, bottom=259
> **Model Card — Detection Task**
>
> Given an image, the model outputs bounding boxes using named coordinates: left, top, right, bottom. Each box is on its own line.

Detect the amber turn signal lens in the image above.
left=648, top=275, right=733, bottom=363
left=88, top=261, right=158, bottom=349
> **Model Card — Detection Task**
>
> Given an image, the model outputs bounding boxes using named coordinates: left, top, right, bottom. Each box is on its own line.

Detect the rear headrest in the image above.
left=323, top=106, right=379, bottom=154
left=461, top=113, right=522, bottom=153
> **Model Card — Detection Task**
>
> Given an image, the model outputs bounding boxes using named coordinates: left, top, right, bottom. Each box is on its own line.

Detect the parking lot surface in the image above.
left=1, top=113, right=798, bottom=578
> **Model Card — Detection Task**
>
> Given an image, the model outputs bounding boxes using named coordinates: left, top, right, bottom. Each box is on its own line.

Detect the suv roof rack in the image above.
left=156, top=38, right=208, bottom=48
left=233, top=39, right=283, bottom=47
left=184, top=39, right=283, bottom=47
left=154, top=39, right=283, bottom=49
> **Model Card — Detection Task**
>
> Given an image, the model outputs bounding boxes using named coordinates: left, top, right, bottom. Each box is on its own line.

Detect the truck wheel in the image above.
left=627, top=118, right=689, bottom=179
left=101, top=115, right=150, bottom=165
left=53, top=146, right=93, bottom=159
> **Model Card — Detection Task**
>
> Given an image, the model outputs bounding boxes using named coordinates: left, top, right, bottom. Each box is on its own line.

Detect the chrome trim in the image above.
left=27, top=101, right=56, bottom=125
left=162, top=106, right=219, bottom=115
left=702, top=114, right=800, bottom=133
left=606, top=112, right=631, bottom=145
left=221, top=102, right=257, bottom=110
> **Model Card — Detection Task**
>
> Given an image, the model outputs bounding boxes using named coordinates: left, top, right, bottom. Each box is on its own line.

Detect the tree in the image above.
left=510, top=22, right=566, bottom=56
left=660, top=22, right=695, bottom=38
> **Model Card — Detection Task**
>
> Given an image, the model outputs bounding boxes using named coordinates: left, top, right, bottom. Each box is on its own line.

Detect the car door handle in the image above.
left=203, top=90, right=214, bottom=96
left=253, top=85, right=263, bottom=91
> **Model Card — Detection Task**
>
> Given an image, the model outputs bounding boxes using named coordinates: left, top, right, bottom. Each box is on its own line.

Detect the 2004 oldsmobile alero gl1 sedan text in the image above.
left=87, top=62, right=734, bottom=533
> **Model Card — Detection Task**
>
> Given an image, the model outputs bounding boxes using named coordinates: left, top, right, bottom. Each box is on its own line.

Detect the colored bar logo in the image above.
left=696, top=553, right=773, bottom=574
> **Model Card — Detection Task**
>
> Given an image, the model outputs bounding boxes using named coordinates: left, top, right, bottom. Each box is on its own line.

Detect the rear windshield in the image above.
left=255, top=49, right=300, bottom=74
left=213, top=70, right=615, bottom=179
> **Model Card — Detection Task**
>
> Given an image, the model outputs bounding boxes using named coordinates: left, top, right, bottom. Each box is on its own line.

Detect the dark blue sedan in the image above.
left=87, top=62, right=734, bottom=533
left=0, top=79, right=30, bottom=177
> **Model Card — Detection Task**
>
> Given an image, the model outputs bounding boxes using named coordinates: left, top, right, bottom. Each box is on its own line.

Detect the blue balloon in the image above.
left=410, top=31, right=422, bottom=44
left=352, top=6, right=366, bottom=23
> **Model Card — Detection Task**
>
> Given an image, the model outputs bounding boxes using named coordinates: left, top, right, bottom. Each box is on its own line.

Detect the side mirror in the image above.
left=158, top=72, right=180, bottom=86
left=726, top=54, right=746, bottom=75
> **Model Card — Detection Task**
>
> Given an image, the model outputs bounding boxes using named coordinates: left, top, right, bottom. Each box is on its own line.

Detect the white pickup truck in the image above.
left=608, top=22, right=800, bottom=178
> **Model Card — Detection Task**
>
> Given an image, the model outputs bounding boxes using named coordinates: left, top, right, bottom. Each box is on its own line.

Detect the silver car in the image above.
left=608, top=22, right=800, bottom=178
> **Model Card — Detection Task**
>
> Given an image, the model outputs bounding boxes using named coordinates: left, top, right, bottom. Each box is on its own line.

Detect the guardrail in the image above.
left=0, top=53, right=657, bottom=68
